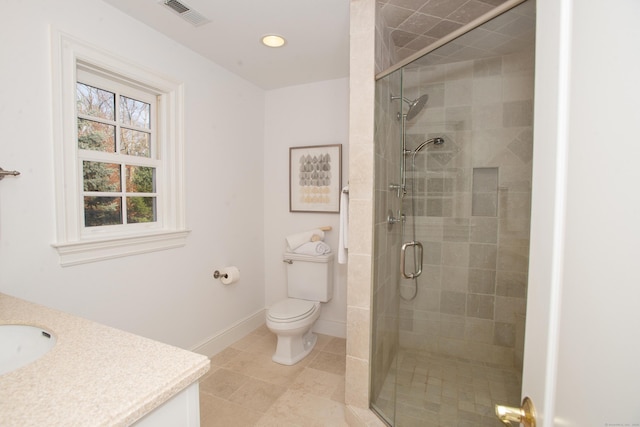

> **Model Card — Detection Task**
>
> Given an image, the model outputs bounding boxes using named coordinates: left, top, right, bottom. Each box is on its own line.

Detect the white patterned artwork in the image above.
left=289, top=144, right=342, bottom=213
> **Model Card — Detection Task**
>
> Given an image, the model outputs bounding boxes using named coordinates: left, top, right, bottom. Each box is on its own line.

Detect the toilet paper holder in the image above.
left=213, top=270, right=227, bottom=279
left=213, top=266, right=240, bottom=284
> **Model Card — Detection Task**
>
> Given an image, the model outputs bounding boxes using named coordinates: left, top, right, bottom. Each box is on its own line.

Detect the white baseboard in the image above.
left=313, top=318, right=346, bottom=338
left=190, top=309, right=266, bottom=358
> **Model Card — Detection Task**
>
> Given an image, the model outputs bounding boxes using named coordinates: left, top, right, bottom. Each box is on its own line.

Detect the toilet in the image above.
left=266, top=252, right=334, bottom=365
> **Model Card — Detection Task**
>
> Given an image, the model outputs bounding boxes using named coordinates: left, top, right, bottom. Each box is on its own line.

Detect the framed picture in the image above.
left=289, top=144, right=342, bottom=213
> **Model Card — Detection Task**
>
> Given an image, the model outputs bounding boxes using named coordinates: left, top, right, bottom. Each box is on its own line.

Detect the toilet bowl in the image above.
left=266, top=298, right=321, bottom=365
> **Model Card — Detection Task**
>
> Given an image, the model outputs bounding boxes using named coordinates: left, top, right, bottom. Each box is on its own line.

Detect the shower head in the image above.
left=406, top=94, right=429, bottom=121
left=412, top=137, right=445, bottom=155
left=391, top=94, right=430, bottom=121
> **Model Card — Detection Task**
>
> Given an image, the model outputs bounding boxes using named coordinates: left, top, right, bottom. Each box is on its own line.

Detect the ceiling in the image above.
left=102, top=0, right=521, bottom=90
left=101, top=0, right=350, bottom=90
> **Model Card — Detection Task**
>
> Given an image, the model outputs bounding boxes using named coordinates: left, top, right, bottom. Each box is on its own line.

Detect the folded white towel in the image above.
left=286, top=229, right=325, bottom=250
left=293, top=241, right=331, bottom=256
left=338, top=185, right=349, bottom=264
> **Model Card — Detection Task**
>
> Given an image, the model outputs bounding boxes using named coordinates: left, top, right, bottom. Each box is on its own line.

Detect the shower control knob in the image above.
left=387, top=211, right=405, bottom=225
left=388, top=183, right=405, bottom=197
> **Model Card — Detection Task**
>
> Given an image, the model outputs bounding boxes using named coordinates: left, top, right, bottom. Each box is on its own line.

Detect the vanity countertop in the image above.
left=0, top=293, right=210, bottom=426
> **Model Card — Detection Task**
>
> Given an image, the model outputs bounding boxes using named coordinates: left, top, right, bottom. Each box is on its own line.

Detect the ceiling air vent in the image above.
left=161, top=0, right=210, bottom=27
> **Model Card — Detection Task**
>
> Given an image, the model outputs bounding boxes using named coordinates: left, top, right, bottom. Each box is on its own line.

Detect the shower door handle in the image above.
left=400, top=241, right=423, bottom=279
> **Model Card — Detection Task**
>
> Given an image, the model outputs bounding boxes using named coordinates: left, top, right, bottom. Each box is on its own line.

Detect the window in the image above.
left=76, top=73, right=158, bottom=229
left=52, top=32, right=189, bottom=266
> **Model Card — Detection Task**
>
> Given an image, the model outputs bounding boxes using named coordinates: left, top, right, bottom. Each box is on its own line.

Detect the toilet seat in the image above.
left=267, top=298, right=318, bottom=323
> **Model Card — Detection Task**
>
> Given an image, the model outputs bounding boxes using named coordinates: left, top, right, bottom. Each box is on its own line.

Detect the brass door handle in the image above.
left=495, top=396, right=536, bottom=427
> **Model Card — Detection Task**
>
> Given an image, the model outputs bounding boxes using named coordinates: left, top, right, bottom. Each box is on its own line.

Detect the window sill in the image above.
left=52, top=229, right=191, bottom=267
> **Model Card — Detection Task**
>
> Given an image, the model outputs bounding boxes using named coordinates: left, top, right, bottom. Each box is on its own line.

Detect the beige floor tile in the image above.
left=230, top=333, right=261, bottom=351
left=209, top=346, right=242, bottom=367
left=323, top=337, right=347, bottom=355
left=253, top=359, right=307, bottom=387
left=200, top=394, right=262, bottom=427
left=225, top=347, right=273, bottom=373
left=200, top=367, right=250, bottom=398
left=289, top=367, right=343, bottom=399
left=244, top=333, right=278, bottom=355
left=308, top=351, right=347, bottom=376
left=313, top=333, right=335, bottom=350
left=226, top=351, right=306, bottom=387
left=251, top=324, right=271, bottom=336
left=201, top=326, right=349, bottom=426
left=255, top=410, right=313, bottom=427
left=331, top=377, right=346, bottom=403
left=261, top=389, right=348, bottom=427
left=228, top=378, right=287, bottom=413
left=290, top=345, right=326, bottom=369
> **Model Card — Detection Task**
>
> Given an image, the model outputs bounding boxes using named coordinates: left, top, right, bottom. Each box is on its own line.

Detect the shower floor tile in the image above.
left=375, top=348, right=522, bottom=427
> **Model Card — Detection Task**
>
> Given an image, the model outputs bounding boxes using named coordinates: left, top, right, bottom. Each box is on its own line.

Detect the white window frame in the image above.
left=76, top=68, right=160, bottom=234
left=51, top=31, right=189, bottom=266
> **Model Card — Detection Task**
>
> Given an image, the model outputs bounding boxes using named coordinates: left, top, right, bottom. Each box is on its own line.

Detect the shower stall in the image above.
left=370, top=1, right=535, bottom=425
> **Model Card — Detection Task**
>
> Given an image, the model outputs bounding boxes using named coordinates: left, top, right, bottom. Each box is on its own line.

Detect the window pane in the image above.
left=120, top=128, right=151, bottom=157
left=77, top=119, right=116, bottom=152
left=120, top=96, right=150, bottom=129
left=83, top=161, right=121, bottom=192
left=127, top=197, right=156, bottom=224
left=84, top=197, right=122, bottom=227
left=77, top=83, right=114, bottom=120
left=126, top=166, right=155, bottom=193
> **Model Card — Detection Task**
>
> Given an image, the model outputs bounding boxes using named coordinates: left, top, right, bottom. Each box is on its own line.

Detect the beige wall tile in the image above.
left=345, top=355, right=370, bottom=408
left=347, top=254, right=373, bottom=308
left=349, top=199, right=374, bottom=254
left=347, top=306, right=371, bottom=360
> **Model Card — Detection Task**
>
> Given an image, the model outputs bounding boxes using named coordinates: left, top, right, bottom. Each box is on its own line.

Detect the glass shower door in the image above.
left=370, top=67, right=403, bottom=425
left=370, top=1, right=535, bottom=425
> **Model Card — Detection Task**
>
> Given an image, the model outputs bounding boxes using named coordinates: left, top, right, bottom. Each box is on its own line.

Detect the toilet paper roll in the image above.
left=220, top=266, right=240, bottom=285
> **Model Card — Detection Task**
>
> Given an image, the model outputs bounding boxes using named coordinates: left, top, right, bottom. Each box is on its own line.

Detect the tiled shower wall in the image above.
left=397, top=48, right=534, bottom=370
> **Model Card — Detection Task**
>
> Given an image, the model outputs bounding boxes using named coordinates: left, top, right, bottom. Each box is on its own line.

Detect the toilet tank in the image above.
left=283, top=252, right=334, bottom=302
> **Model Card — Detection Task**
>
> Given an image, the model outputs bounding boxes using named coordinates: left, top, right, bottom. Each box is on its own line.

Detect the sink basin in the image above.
left=0, top=324, right=56, bottom=375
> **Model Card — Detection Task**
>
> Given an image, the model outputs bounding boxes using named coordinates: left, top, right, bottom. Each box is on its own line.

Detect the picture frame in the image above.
left=289, top=144, right=342, bottom=213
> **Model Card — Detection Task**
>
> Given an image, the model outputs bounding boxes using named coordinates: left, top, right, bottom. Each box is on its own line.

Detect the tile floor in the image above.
left=199, top=325, right=348, bottom=427
left=372, top=348, right=522, bottom=427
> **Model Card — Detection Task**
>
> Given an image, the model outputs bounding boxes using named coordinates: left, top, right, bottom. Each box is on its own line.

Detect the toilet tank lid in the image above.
left=283, top=252, right=334, bottom=263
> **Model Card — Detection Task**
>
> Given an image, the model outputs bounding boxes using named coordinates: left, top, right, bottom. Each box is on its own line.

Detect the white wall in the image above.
left=264, top=78, right=349, bottom=337
left=0, top=0, right=266, bottom=350
left=525, top=0, right=640, bottom=424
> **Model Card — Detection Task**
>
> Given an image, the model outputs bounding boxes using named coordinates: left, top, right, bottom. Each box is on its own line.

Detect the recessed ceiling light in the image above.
left=261, top=34, right=286, bottom=48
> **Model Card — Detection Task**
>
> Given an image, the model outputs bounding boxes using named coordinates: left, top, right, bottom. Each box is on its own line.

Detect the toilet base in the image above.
left=271, top=330, right=318, bottom=366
